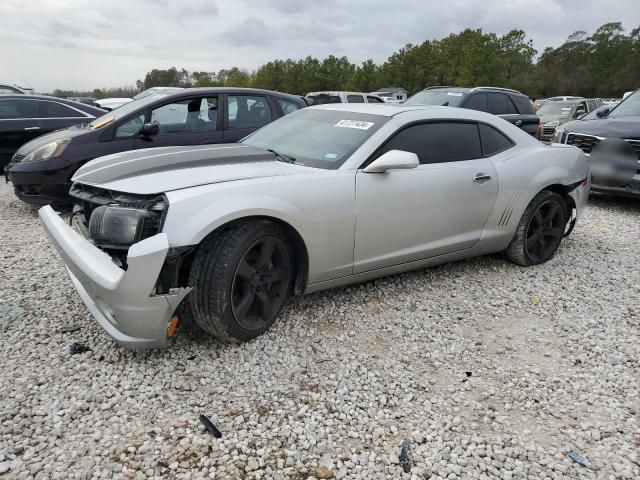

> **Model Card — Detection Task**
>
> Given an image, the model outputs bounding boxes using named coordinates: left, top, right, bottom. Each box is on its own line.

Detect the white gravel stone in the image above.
left=0, top=182, right=639, bottom=480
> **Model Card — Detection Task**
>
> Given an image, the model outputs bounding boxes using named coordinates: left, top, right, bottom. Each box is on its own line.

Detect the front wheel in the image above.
left=505, top=190, right=567, bottom=266
left=185, top=220, right=294, bottom=342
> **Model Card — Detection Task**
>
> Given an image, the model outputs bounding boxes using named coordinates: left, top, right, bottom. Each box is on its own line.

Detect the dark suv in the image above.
left=404, top=86, right=539, bottom=136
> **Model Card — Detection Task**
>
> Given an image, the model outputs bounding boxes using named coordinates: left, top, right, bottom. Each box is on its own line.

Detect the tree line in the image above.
left=59, top=23, right=639, bottom=100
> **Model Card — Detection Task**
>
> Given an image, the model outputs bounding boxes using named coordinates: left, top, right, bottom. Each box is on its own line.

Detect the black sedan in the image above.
left=5, top=88, right=308, bottom=205
left=0, top=95, right=105, bottom=170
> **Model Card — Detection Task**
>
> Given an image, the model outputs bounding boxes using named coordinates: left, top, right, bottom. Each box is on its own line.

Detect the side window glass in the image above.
left=377, top=122, right=481, bottom=164
left=0, top=99, right=38, bottom=119
left=487, top=93, right=516, bottom=115
left=479, top=123, right=514, bottom=156
left=347, top=95, right=365, bottom=103
left=464, top=93, right=487, bottom=112
left=227, top=95, right=272, bottom=129
left=503, top=96, right=517, bottom=114
left=276, top=98, right=301, bottom=116
left=115, top=114, right=145, bottom=139
left=367, top=96, right=384, bottom=103
left=150, top=97, right=218, bottom=135
left=42, top=101, right=82, bottom=118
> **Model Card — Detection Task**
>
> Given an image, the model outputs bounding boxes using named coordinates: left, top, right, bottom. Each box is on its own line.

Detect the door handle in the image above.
left=24, top=126, right=40, bottom=131
left=514, top=120, right=523, bottom=127
left=473, top=174, right=491, bottom=182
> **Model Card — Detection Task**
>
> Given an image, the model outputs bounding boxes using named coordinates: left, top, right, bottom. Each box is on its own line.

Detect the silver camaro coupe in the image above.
left=39, top=104, right=590, bottom=348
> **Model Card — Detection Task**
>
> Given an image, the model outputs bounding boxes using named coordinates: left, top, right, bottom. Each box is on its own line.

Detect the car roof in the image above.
left=0, top=94, right=106, bottom=114
left=309, top=103, right=462, bottom=117
left=161, top=87, right=305, bottom=103
left=307, top=91, right=380, bottom=96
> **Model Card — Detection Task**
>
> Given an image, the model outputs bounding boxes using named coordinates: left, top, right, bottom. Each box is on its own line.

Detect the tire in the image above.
left=184, top=220, right=294, bottom=342
left=505, top=190, right=567, bottom=266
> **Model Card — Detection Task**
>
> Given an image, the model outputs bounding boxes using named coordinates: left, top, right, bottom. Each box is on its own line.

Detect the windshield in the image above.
left=133, top=87, right=181, bottom=100
left=608, top=90, right=640, bottom=118
left=241, top=108, right=389, bottom=169
left=537, top=101, right=576, bottom=116
left=307, top=94, right=342, bottom=105
left=89, top=94, right=169, bottom=129
left=404, top=89, right=466, bottom=107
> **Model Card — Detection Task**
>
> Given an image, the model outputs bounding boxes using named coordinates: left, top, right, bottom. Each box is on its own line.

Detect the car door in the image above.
left=509, top=95, right=539, bottom=136
left=0, top=98, right=41, bottom=168
left=354, top=121, right=498, bottom=273
left=223, top=94, right=274, bottom=143
left=134, top=95, right=223, bottom=148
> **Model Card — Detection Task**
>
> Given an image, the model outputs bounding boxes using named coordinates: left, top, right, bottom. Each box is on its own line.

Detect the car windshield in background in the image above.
left=241, top=108, right=388, bottom=169
left=537, top=101, right=576, bottom=116
left=88, top=94, right=169, bottom=129
left=608, top=90, right=639, bottom=118
left=307, top=94, right=342, bottom=105
left=404, top=90, right=466, bottom=106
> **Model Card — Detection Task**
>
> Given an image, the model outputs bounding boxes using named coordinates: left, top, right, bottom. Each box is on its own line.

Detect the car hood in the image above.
left=15, top=126, right=87, bottom=156
left=72, top=144, right=307, bottom=194
left=539, top=114, right=571, bottom=125
left=563, top=116, right=640, bottom=139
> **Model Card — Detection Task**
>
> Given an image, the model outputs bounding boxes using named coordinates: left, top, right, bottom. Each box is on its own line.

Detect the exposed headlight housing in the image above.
left=88, top=205, right=159, bottom=248
left=22, top=138, right=71, bottom=163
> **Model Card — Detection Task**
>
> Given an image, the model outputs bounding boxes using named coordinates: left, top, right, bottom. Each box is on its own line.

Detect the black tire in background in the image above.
left=505, top=190, right=567, bottom=266
left=184, top=220, right=294, bottom=342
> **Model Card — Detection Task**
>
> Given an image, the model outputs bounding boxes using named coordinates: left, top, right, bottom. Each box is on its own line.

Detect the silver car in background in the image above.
left=39, top=104, right=590, bottom=348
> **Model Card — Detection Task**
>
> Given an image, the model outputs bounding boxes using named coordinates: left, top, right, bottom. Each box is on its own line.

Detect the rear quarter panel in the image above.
left=482, top=143, right=588, bottom=250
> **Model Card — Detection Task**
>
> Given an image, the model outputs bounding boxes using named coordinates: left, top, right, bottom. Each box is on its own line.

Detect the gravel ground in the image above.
left=0, top=180, right=639, bottom=480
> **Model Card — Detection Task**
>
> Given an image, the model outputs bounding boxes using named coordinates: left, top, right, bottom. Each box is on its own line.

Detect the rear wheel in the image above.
left=505, top=190, right=567, bottom=266
left=185, top=220, right=293, bottom=342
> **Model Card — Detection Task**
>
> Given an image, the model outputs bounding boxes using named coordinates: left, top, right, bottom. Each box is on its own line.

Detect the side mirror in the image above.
left=596, top=107, right=610, bottom=118
left=139, top=122, right=159, bottom=137
left=363, top=150, right=419, bottom=173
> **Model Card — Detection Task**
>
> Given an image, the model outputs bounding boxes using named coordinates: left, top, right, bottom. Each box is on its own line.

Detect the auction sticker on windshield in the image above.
left=334, top=120, right=375, bottom=130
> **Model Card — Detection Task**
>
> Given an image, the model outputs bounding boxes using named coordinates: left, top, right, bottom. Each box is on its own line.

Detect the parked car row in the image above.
left=549, top=88, right=640, bottom=198
left=3, top=88, right=308, bottom=204
left=536, top=97, right=604, bottom=141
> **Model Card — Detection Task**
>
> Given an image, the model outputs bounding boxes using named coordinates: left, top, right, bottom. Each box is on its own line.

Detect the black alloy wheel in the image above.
left=505, top=190, right=567, bottom=266
left=524, top=200, right=566, bottom=263
left=231, top=237, right=292, bottom=330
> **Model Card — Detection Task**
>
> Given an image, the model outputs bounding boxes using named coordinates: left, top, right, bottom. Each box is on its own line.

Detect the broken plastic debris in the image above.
left=69, top=342, right=91, bottom=354
left=568, top=450, right=587, bottom=466
left=175, top=420, right=189, bottom=428
left=596, top=225, right=609, bottom=233
left=399, top=439, right=412, bottom=473
left=199, top=414, right=222, bottom=438
left=56, top=325, right=81, bottom=334
left=530, top=296, right=541, bottom=305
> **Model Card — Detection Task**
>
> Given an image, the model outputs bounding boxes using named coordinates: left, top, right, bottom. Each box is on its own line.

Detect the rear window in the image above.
left=307, top=94, right=342, bottom=105
left=404, top=90, right=466, bottom=107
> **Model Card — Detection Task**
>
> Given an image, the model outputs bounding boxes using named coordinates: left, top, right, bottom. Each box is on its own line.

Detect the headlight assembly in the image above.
left=545, top=120, right=560, bottom=127
left=551, top=126, right=565, bottom=143
left=22, top=138, right=71, bottom=163
left=88, top=205, right=159, bottom=248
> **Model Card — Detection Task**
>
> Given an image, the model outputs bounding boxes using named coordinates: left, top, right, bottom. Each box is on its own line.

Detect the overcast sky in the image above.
left=1, top=0, right=638, bottom=92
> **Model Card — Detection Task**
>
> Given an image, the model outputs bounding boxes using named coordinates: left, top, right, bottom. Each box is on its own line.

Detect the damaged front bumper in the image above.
left=39, top=205, right=190, bottom=348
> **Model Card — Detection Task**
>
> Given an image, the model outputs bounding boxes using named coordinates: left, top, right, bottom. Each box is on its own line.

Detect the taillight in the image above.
left=536, top=123, right=542, bottom=139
